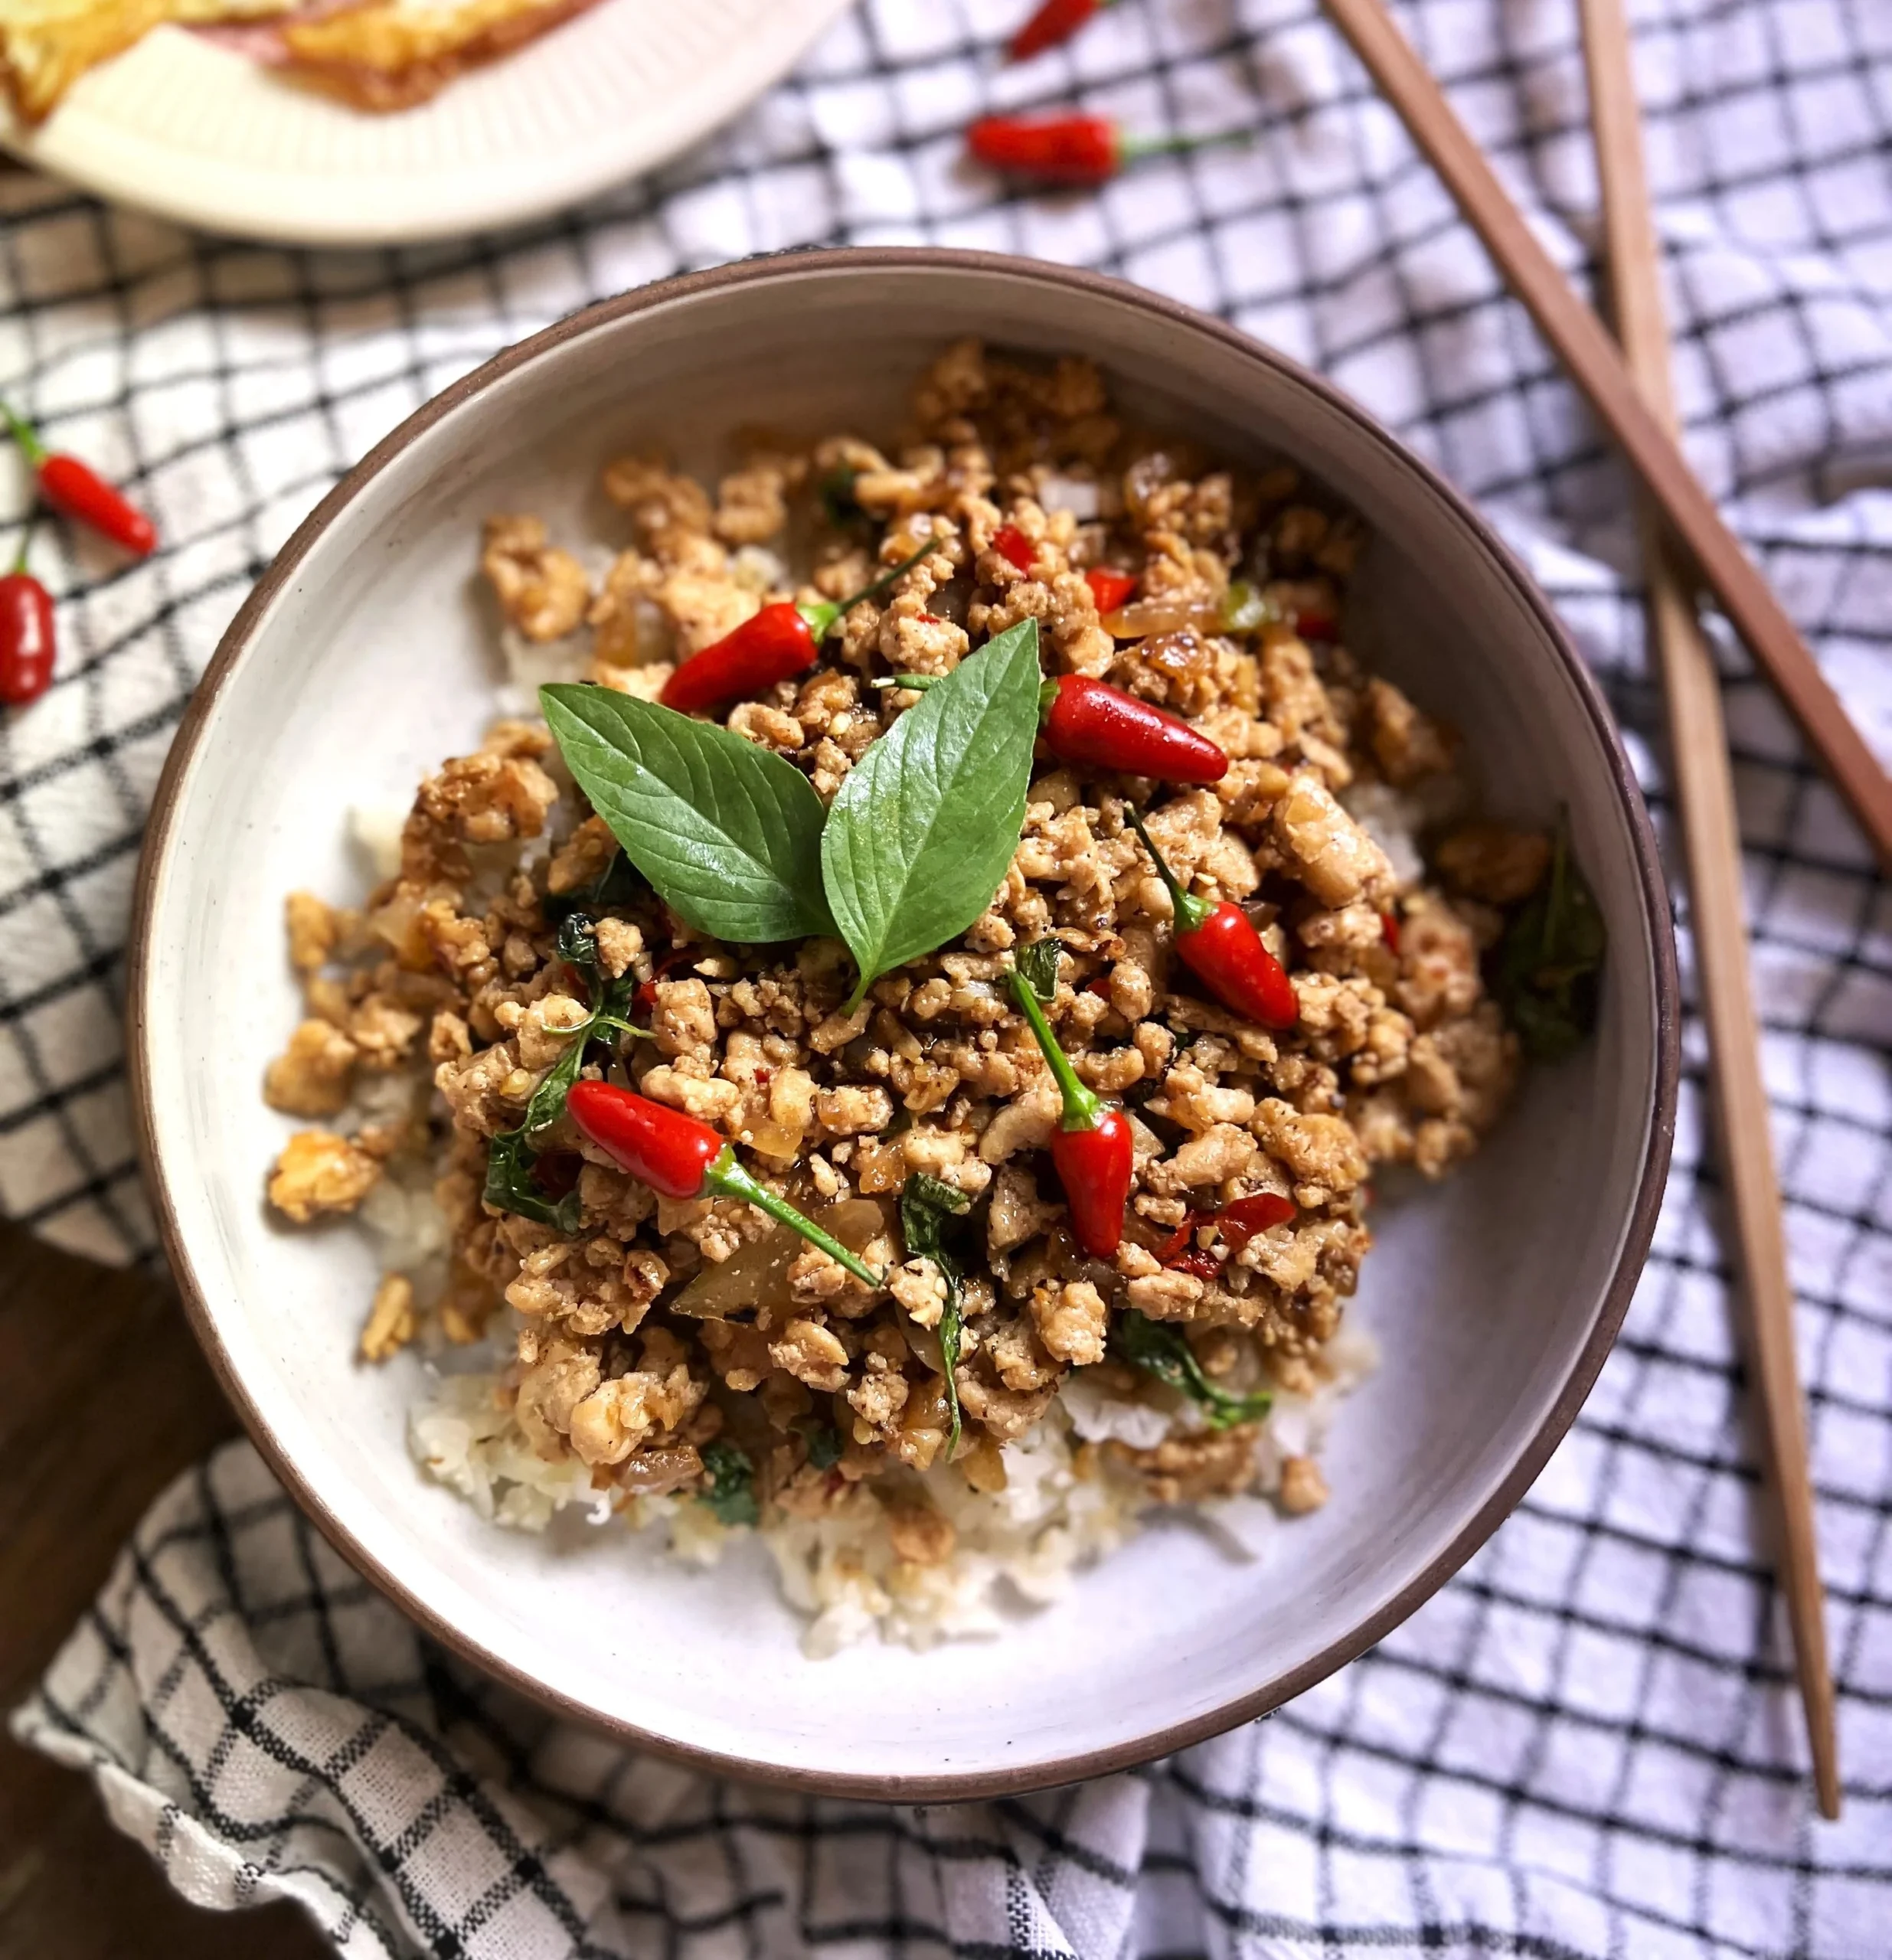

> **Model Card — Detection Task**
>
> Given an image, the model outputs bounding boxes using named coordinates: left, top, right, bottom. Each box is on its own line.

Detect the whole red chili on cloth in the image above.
left=966, top=116, right=1246, bottom=186
left=883, top=669, right=1228, bottom=785
left=0, top=541, right=55, bottom=707
left=1008, top=0, right=1110, bottom=60
left=1126, top=803, right=1299, bottom=1029
left=2, top=403, right=157, bottom=557
left=1006, top=949, right=1132, bottom=1258
left=566, top=1080, right=883, bottom=1287
left=661, top=537, right=934, bottom=713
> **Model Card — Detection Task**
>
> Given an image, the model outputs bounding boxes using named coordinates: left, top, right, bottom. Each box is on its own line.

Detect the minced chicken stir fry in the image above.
left=263, top=341, right=1600, bottom=1645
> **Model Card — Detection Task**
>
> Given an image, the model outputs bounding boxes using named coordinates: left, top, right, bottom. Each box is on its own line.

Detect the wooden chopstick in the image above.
left=1577, top=0, right=1841, bottom=1821
left=1318, top=0, right=1892, bottom=877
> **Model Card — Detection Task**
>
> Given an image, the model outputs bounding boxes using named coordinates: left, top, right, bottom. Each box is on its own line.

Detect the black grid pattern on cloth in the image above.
left=5, top=0, right=1890, bottom=1952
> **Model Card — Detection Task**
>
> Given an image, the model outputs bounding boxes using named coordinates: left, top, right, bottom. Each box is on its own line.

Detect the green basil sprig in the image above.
left=1494, top=815, right=1606, bottom=1063
left=699, top=1439, right=760, bottom=1526
left=482, top=913, right=644, bottom=1230
left=541, top=684, right=835, bottom=945
left=1112, top=1309, right=1273, bottom=1430
left=899, top=1171, right=974, bottom=1459
left=1015, top=935, right=1060, bottom=1004
left=821, top=619, right=1042, bottom=1010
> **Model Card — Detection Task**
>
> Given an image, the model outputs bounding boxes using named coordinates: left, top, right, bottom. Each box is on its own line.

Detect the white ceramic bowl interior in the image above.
left=136, top=254, right=1675, bottom=1797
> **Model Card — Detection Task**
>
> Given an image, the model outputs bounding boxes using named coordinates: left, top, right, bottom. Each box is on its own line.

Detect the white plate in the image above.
left=0, top=0, right=850, bottom=245
left=132, top=253, right=1677, bottom=1796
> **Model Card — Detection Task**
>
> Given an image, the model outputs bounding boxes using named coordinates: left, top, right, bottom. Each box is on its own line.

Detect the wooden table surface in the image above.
left=0, top=1220, right=330, bottom=1960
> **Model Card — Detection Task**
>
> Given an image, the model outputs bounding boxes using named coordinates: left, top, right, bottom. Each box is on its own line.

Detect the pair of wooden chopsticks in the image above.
left=1318, top=0, right=1844, bottom=1816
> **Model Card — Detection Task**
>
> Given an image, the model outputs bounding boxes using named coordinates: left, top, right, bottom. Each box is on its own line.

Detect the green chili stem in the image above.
left=803, top=537, right=938, bottom=641
left=705, top=1147, right=884, bottom=1288
left=0, top=402, right=45, bottom=466
left=10, top=513, right=32, bottom=575
left=1007, top=966, right=1103, bottom=1132
left=1123, top=803, right=1212, bottom=933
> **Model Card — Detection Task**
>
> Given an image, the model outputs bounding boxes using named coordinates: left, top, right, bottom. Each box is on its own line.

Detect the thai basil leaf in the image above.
left=801, top=1421, right=844, bottom=1471
left=900, top=1172, right=973, bottom=1459
left=1494, top=815, right=1606, bottom=1063
left=483, top=1129, right=581, bottom=1234
left=700, top=1439, right=760, bottom=1526
left=1113, top=1309, right=1273, bottom=1431
left=1015, top=936, right=1060, bottom=1004
left=541, top=684, right=835, bottom=945
left=821, top=619, right=1042, bottom=1009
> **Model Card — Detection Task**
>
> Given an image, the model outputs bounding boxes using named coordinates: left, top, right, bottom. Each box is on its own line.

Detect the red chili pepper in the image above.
left=2, top=403, right=156, bottom=557
left=884, top=668, right=1228, bottom=786
left=1153, top=1211, right=1204, bottom=1266
left=1009, top=0, right=1109, bottom=60
left=1216, top=1191, right=1296, bottom=1253
left=1295, top=609, right=1338, bottom=642
left=567, top=1080, right=883, bottom=1286
left=662, top=537, right=933, bottom=713
left=0, top=541, right=54, bottom=707
left=1126, top=805, right=1299, bottom=1030
left=968, top=116, right=1243, bottom=185
left=1008, top=954, right=1132, bottom=1259
left=1380, top=910, right=1400, bottom=956
left=1083, top=565, right=1137, bottom=612
left=1043, top=675, right=1227, bottom=784
left=991, top=523, right=1035, bottom=572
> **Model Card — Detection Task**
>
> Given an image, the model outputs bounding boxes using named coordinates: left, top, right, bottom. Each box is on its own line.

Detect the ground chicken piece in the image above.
left=1273, top=774, right=1394, bottom=909
left=1261, top=635, right=1344, bottom=749
left=359, top=1273, right=416, bottom=1362
left=890, top=1256, right=948, bottom=1330
left=514, top=1341, right=603, bottom=1460
left=593, top=917, right=643, bottom=981
left=639, top=1064, right=742, bottom=1127
left=600, top=453, right=716, bottom=556
left=1363, top=677, right=1456, bottom=786
left=546, top=815, right=616, bottom=896
left=347, top=995, right=424, bottom=1072
left=714, top=454, right=798, bottom=544
left=481, top=514, right=589, bottom=642
left=1279, top=1454, right=1330, bottom=1514
left=986, top=1165, right=1062, bottom=1256
left=264, top=1019, right=358, bottom=1118
left=956, top=1366, right=1057, bottom=1442
left=847, top=1351, right=911, bottom=1437
left=1147, top=1122, right=1257, bottom=1193
left=1119, top=1427, right=1260, bottom=1504
left=267, top=1130, right=382, bottom=1223
left=815, top=1084, right=894, bottom=1138
left=511, top=992, right=590, bottom=1069
left=1434, top=822, right=1551, bottom=905
left=567, top=1331, right=706, bottom=1467
left=1252, top=1099, right=1368, bottom=1194
left=1407, top=1003, right=1518, bottom=1133
left=1031, top=1279, right=1109, bottom=1367
left=1126, top=1269, right=1207, bottom=1321
left=1396, top=892, right=1483, bottom=1029
left=286, top=891, right=341, bottom=972
left=1151, top=1062, right=1256, bottom=1133
left=770, top=1317, right=851, bottom=1392
left=727, top=701, right=805, bottom=752
left=504, top=1236, right=666, bottom=1338
left=435, top=1040, right=528, bottom=1138
left=651, top=977, right=717, bottom=1060
left=413, top=750, right=558, bottom=848
left=978, top=1080, right=1060, bottom=1163
left=884, top=1492, right=957, bottom=1566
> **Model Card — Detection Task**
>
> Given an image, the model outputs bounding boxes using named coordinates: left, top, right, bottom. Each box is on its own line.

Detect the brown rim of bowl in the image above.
left=129, top=245, right=1680, bottom=1803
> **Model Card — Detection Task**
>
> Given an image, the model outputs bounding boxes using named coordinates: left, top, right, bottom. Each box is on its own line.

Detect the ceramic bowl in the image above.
left=131, top=249, right=1678, bottom=1799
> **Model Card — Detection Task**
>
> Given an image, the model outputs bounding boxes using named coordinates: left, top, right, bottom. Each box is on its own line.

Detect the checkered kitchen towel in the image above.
left=8, top=0, right=1891, bottom=1952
